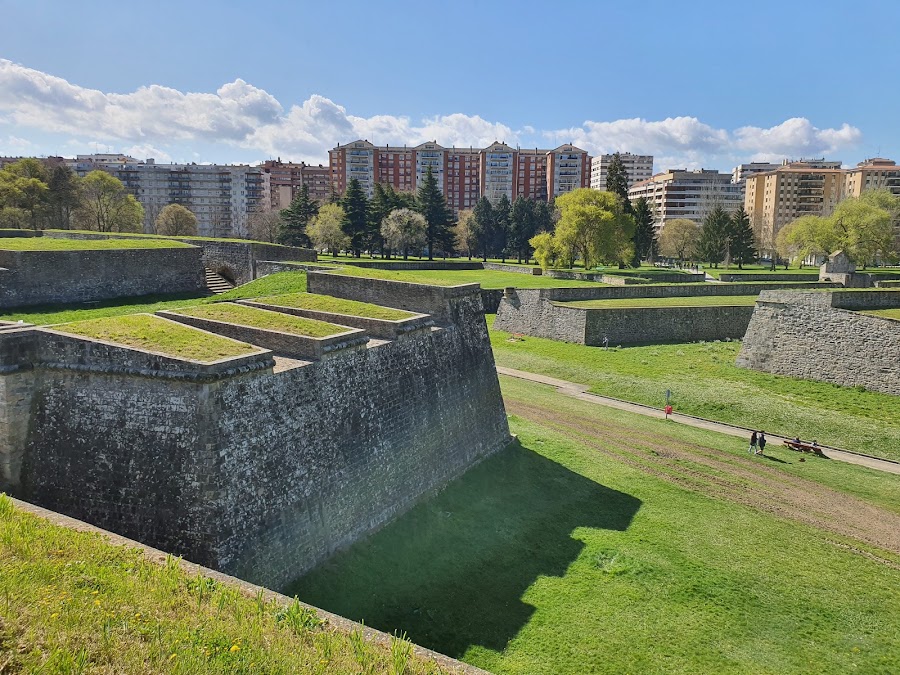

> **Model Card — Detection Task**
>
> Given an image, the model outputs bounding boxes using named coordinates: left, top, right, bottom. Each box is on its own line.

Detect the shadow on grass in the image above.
left=287, top=440, right=640, bottom=658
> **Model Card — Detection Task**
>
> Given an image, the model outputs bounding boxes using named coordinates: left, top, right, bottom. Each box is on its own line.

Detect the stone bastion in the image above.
left=737, top=289, right=900, bottom=396
left=0, top=275, right=511, bottom=590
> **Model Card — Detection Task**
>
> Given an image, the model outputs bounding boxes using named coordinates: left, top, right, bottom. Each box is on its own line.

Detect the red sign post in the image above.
left=664, top=404, right=673, bottom=419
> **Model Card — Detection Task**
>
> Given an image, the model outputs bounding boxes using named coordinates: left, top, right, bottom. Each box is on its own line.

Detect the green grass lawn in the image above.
left=40, top=229, right=301, bottom=247
left=560, top=295, right=760, bottom=309
left=172, top=303, right=349, bottom=338
left=861, top=308, right=900, bottom=321
left=253, top=292, right=417, bottom=321
left=0, top=495, right=440, bottom=674
left=0, top=271, right=310, bottom=325
left=291, top=377, right=900, bottom=674
left=489, top=316, right=900, bottom=461
left=703, top=265, right=820, bottom=279
left=51, top=314, right=260, bottom=362
left=0, top=238, right=191, bottom=251
left=320, top=266, right=605, bottom=289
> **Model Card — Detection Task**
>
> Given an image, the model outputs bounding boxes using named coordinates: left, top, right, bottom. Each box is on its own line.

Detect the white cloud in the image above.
left=0, top=58, right=865, bottom=169
left=0, top=134, right=34, bottom=154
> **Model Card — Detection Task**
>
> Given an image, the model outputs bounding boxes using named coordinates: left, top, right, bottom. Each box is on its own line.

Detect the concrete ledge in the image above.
left=157, top=309, right=369, bottom=360
left=238, top=299, right=434, bottom=340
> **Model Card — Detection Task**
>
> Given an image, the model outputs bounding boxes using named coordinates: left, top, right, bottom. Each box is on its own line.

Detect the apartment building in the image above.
left=844, top=157, right=900, bottom=198
left=260, top=160, right=330, bottom=209
left=590, top=152, right=654, bottom=191
left=68, top=155, right=268, bottom=237
left=627, top=169, right=742, bottom=230
left=731, top=162, right=782, bottom=186
left=329, top=140, right=590, bottom=209
left=743, top=162, right=846, bottom=250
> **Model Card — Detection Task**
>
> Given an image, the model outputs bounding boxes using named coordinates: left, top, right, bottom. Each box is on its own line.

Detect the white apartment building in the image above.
left=628, top=169, right=742, bottom=230
left=68, top=156, right=267, bottom=237
left=590, top=152, right=654, bottom=191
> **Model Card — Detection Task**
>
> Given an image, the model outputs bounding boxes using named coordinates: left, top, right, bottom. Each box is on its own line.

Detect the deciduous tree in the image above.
left=380, top=208, right=427, bottom=260
left=247, top=207, right=283, bottom=243
left=307, top=203, right=349, bottom=256
left=453, top=209, right=478, bottom=260
left=554, top=188, right=635, bottom=269
left=75, top=171, right=143, bottom=233
left=155, top=203, right=198, bottom=236
left=658, top=219, right=700, bottom=262
left=47, top=164, right=81, bottom=230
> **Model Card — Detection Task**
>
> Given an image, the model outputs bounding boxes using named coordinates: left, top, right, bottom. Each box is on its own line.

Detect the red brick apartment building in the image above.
left=260, top=159, right=331, bottom=209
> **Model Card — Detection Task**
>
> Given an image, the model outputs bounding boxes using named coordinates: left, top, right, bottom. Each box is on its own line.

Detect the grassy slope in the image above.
left=0, top=496, right=440, bottom=675
left=489, top=316, right=900, bottom=461
left=704, top=265, right=820, bottom=279
left=53, top=315, right=259, bottom=362
left=254, top=292, right=416, bottom=321
left=0, top=272, right=310, bottom=325
left=292, top=377, right=900, bottom=674
left=42, top=229, right=298, bottom=247
left=862, top=308, right=900, bottom=321
left=319, top=266, right=605, bottom=289
left=561, top=295, right=759, bottom=308
left=0, top=238, right=190, bottom=251
left=173, top=303, right=347, bottom=338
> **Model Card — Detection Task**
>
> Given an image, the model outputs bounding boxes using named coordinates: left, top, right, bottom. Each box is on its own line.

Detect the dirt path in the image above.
left=504, top=393, right=900, bottom=566
left=497, top=366, right=900, bottom=476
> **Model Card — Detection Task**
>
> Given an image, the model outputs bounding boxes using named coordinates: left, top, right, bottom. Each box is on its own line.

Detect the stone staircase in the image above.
left=204, top=268, right=235, bottom=294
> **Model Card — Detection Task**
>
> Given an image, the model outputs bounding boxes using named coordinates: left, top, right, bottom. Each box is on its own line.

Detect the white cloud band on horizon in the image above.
left=0, top=58, right=863, bottom=169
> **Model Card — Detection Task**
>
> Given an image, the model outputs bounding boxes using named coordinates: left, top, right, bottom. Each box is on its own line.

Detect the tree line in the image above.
left=0, top=158, right=200, bottom=236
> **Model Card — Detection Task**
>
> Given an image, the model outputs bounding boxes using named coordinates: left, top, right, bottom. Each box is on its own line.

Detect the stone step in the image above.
left=203, top=268, right=235, bottom=295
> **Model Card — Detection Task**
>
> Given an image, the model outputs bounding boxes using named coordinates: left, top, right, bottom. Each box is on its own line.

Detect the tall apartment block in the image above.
left=590, top=152, right=654, bottom=191
left=328, top=140, right=590, bottom=209
left=844, top=158, right=900, bottom=198
left=259, top=160, right=331, bottom=210
left=68, top=155, right=267, bottom=237
left=627, top=169, right=742, bottom=230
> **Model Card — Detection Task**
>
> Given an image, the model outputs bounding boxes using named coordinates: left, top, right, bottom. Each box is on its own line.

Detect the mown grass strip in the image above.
left=861, top=308, right=900, bottom=321
left=52, top=314, right=260, bottom=362
left=0, top=238, right=191, bottom=251
left=560, top=295, right=760, bottom=309
left=254, top=292, right=416, bottom=321
left=173, top=303, right=348, bottom=338
left=319, top=266, right=604, bottom=289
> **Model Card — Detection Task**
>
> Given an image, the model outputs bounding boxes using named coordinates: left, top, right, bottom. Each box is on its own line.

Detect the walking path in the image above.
left=496, top=366, right=900, bottom=476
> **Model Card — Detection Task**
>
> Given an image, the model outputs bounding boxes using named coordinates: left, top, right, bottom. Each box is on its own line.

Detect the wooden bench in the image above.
left=783, top=440, right=825, bottom=456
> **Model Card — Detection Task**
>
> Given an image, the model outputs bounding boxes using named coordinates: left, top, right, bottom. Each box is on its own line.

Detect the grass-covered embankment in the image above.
left=319, top=266, right=605, bottom=289
left=861, top=308, right=900, bottom=321
left=292, top=377, right=900, bottom=674
left=0, top=238, right=191, bottom=251
left=52, top=314, right=259, bottom=362
left=489, top=316, right=900, bottom=460
left=254, top=292, right=417, bottom=321
left=0, top=495, right=444, bottom=674
left=172, top=303, right=348, bottom=338
left=560, top=295, right=759, bottom=309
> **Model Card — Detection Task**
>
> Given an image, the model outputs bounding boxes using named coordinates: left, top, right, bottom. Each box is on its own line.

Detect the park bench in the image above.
left=783, top=440, right=825, bottom=456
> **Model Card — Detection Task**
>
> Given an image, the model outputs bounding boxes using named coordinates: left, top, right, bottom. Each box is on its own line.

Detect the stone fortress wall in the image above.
left=0, top=277, right=511, bottom=590
left=492, top=282, right=838, bottom=345
left=0, top=246, right=205, bottom=309
left=736, top=290, right=900, bottom=396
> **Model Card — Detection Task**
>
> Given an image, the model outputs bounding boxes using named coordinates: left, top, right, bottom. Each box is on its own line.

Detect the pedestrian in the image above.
left=758, top=431, right=767, bottom=455
left=748, top=431, right=758, bottom=454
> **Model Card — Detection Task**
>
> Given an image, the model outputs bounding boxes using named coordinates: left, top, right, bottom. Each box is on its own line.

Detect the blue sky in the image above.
left=1, top=0, right=898, bottom=170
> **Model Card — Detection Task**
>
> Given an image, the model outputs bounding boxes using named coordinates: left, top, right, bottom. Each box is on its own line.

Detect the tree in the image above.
left=0, top=206, right=28, bottom=229
left=605, top=152, right=632, bottom=214
left=726, top=205, right=756, bottom=269
left=509, top=197, right=537, bottom=263
left=492, top=193, right=511, bottom=262
left=47, top=165, right=80, bottom=230
left=0, top=159, right=50, bottom=230
left=696, top=205, right=730, bottom=267
left=341, top=178, right=369, bottom=256
left=380, top=208, right=427, bottom=260
left=453, top=209, right=478, bottom=260
left=246, top=207, right=283, bottom=243
left=529, top=231, right=562, bottom=269
left=307, top=203, right=349, bottom=256
left=554, top=188, right=635, bottom=269
left=630, top=196, right=657, bottom=265
left=416, top=167, right=453, bottom=260
left=472, top=196, right=495, bottom=261
left=658, top=219, right=700, bottom=263
left=75, top=171, right=143, bottom=232
left=775, top=215, right=832, bottom=266
left=534, top=199, right=555, bottom=234
left=155, top=203, right=198, bottom=236
left=278, top=184, right=317, bottom=247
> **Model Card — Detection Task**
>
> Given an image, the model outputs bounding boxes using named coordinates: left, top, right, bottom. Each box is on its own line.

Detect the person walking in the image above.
left=758, top=431, right=767, bottom=455
left=748, top=431, right=758, bottom=454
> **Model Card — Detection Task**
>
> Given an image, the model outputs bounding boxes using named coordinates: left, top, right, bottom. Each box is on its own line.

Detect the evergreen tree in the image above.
left=415, top=167, right=452, bottom=260
left=47, top=164, right=80, bottom=230
left=472, top=196, right=494, bottom=261
left=696, top=204, right=730, bottom=267
left=341, top=178, right=370, bottom=256
left=726, top=205, right=756, bottom=269
left=278, top=184, right=317, bottom=247
left=369, top=183, right=393, bottom=257
left=630, top=196, right=658, bottom=265
left=605, top=152, right=632, bottom=214
left=509, top=197, right=537, bottom=263
left=493, top=193, right=512, bottom=262
left=534, top=199, right=555, bottom=234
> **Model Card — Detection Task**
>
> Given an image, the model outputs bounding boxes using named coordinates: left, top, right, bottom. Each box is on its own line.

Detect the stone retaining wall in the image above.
left=0, top=247, right=204, bottom=309
left=482, top=262, right=542, bottom=274
left=737, top=290, right=900, bottom=395
left=717, top=273, right=818, bottom=282
left=337, top=260, right=483, bottom=271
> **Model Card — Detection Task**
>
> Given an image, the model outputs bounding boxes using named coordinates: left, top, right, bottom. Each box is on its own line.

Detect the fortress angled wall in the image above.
left=737, top=290, right=900, bottom=395
left=3, top=285, right=510, bottom=590
left=0, top=247, right=204, bottom=309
